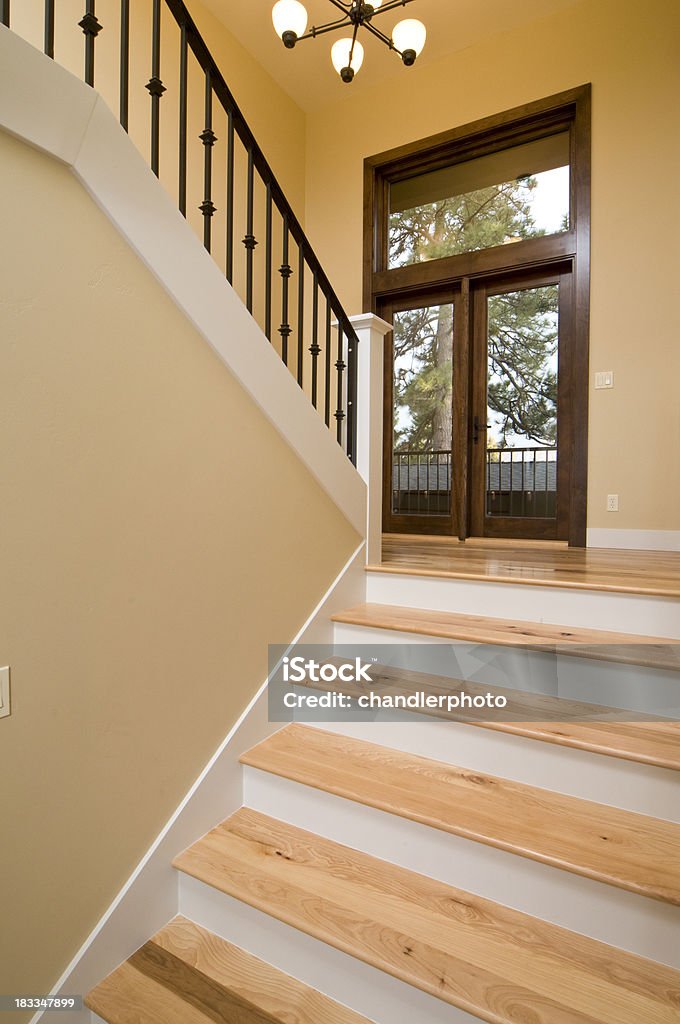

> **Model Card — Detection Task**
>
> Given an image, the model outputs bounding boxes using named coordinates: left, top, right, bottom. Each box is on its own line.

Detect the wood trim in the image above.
left=379, top=288, right=459, bottom=537
left=570, top=85, right=592, bottom=546
left=471, top=267, right=568, bottom=542
left=364, top=86, right=591, bottom=545
left=372, top=233, right=575, bottom=299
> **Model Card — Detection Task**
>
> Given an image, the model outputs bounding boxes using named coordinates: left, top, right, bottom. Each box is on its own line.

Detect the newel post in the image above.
left=350, top=313, right=392, bottom=564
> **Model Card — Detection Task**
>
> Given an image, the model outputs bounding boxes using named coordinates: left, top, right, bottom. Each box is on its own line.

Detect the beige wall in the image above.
left=303, top=0, right=680, bottom=532
left=0, top=129, right=358, bottom=1006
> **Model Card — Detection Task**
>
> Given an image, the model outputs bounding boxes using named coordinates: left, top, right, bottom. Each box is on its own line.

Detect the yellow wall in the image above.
left=0, top=129, right=358, bottom=1006
left=303, top=0, right=680, bottom=532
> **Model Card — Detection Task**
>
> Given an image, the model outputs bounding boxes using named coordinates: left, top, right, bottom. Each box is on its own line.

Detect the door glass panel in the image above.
left=389, top=133, right=570, bottom=269
left=392, top=304, right=454, bottom=517
left=485, top=285, right=558, bottom=519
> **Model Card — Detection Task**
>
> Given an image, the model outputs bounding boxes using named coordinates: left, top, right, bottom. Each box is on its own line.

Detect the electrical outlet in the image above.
left=0, top=667, right=10, bottom=719
left=607, top=494, right=619, bottom=512
left=595, top=371, right=614, bottom=389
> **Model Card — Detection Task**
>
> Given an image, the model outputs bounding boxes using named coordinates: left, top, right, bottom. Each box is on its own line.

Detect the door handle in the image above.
left=473, top=416, right=491, bottom=445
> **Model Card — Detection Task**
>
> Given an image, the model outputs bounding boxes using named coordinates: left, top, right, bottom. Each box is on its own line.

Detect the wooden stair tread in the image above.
left=85, top=915, right=372, bottom=1024
left=300, top=660, right=680, bottom=771
left=374, top=538, right=680, bottom=598
left=331, top=603, right=680, bottom=671
left=241, top=725, right=680, bottom=906
left=173, top=808, right=680, bottom=1024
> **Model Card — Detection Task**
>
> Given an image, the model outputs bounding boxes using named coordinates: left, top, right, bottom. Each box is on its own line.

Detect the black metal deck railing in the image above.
left=1, top=0, right=359, bottom=464
left=393, top=446, right=558, bottom=519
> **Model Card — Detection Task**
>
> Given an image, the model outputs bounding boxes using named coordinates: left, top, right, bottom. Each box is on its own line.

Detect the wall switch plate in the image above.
left=0, top=667, right=10, bottom=719
left=595, top=371, right=614, bottom=389
left=607, top=494, right=619, bottom=512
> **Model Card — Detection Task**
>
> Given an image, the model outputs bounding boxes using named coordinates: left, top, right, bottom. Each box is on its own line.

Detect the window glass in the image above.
left=389, top=133, right=570, bottom=268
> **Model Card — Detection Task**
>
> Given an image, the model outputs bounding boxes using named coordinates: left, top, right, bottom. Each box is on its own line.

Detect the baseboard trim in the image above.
left=587, top=529, right=680, bottom=551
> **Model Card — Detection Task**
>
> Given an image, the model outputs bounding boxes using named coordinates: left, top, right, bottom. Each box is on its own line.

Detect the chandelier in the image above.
left=272, top=1, right=427, bottom=83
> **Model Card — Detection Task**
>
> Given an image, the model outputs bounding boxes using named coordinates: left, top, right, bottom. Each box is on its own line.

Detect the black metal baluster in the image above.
left=79, top=1, right=102, bottom=88
left=146, top=0, right=165, bottom=177
left=335, top=322, right=346, bottom=445
left=243, top=149, right=257, bottom=313
left=346, top=326, right=357, bottom=463
left=0, top=1, right=9, bottom=28
left=324, top=300, right=332, bottom=427
left=225, top=110, right=234, bottom=284
left=279, top=217, right=292, bottom=366
left=178, top=22, right=187, bottom=212
left=119, top=0, right=129, bottom=130
left=44, top=0, right=55, bottom=58
left=199, top=71, right=217, bottom=252
left=297, top=249, right=305, bottom=386
left=264, top=184, right=273, bottom=341
left=309, top=274, right=320, bottom=408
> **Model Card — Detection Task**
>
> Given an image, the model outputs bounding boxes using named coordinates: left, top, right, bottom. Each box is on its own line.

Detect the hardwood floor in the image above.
left=376, top=535, right=680, bottom=597
left=242, top=725, right=680, bottom=905
left=174, top=809, right=680, bottom=1024
left=86, top=916, right=372, bottom=1024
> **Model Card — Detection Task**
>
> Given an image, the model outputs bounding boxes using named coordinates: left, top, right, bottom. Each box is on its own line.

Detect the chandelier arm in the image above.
left=326, top=0, right=352, bottom=14
left=362, top=19, right=399, bottom=52
left=368, top=0, right=418, bottom=16
left=296, top=13, right=352, bottom=42
left=348, top=18, right=360, bottom=64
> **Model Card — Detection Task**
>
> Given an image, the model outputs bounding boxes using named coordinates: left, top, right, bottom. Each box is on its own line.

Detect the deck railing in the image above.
left=392, top=446, right=558, bottom=518
left=1, top=0, right=359, bottom=463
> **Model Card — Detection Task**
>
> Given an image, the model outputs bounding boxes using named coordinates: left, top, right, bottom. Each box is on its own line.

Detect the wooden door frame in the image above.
left=379, top=287, right=461, bottom=537
left=469, top=267, right=573, bottom=541
left=363, top=85, right=591, bottom=546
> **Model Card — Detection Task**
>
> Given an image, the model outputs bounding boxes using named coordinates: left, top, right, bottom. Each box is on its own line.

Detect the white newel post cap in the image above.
left=349, top=313, right=392, bottom=564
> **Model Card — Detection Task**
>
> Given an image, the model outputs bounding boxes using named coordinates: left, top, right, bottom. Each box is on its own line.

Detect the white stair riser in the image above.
left=179, top=874, right=479, bottom=1024
left=332, top=622, right=680, bottom=716
left=243, top=767, right=680, bottom=968
left=302, top=720, right=680, bottom=822
left=365, top=572, right=680, bottom=639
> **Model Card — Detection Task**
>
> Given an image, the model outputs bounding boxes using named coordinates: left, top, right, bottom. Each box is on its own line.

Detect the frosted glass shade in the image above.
left=272, top=0, right=308, bottom=40
left=392, top=18, right=427, bottom=57
left=370, top=0, right=383, bottom=7
left=331, top=37, right=365, bottom=75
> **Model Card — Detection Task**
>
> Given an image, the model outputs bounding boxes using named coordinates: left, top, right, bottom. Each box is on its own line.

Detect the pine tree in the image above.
left=390, top=178, right=558, bottom=451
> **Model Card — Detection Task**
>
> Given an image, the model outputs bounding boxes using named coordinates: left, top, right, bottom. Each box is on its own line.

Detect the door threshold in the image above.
left=385, top=533, right=570, bottom=550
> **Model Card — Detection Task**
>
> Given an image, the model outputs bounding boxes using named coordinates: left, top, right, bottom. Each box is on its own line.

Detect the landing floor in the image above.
left=375, top=535, right=680, bottom=598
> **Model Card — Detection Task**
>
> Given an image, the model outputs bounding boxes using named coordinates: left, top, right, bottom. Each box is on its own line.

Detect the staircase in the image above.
left=4, top=5, right=678, bottom=1022
left=85, top=558, right=680, bottom=1024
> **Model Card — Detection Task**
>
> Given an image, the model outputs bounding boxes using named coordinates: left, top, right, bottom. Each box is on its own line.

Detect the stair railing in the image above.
left=1, top=0, right=359, bottom=464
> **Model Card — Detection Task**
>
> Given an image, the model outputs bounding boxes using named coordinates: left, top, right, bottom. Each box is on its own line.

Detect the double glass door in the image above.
left=382, top=267, right=572, bottom=541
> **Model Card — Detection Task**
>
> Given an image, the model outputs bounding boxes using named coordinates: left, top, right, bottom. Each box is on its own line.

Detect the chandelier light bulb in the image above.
left=273, top=1, right=427, bottom=81
left=331, top=37, right=365, bottom=82
left=392, top=18, right=427, bottom=65
left=272, top=0, right=308, bottom=48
